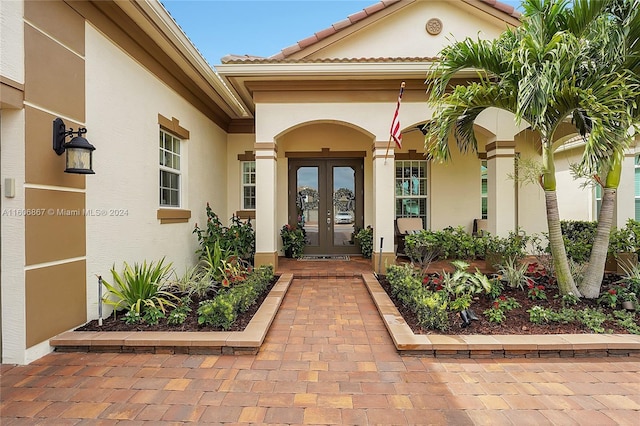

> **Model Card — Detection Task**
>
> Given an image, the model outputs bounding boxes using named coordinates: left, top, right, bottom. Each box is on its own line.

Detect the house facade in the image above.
left=1, top=0, right=637, bottom=364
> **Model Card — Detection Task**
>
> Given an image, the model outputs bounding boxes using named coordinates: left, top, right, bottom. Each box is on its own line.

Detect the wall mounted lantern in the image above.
left=52, top=117, right=96, bottom=174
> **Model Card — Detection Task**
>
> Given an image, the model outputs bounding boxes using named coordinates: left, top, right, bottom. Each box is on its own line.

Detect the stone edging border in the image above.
left=361, top=273, right=640, bottom=358
left=50, top=273, right=294, bottom=356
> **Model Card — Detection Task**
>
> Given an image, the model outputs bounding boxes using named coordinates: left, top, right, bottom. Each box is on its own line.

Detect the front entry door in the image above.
left=289, top=159, right=363, bottom=255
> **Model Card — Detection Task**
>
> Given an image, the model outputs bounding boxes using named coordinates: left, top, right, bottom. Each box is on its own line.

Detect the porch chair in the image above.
left=395, top=217, right=424, bottom=256
left=472, top=218, right=488, bottom=237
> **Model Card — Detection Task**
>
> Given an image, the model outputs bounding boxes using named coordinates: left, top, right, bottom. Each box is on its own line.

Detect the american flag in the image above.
left=390, top=82, right=405, bottom=149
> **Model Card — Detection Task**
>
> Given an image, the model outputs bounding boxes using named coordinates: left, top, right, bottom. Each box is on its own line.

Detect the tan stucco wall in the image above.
left=310, top=0, right=512, bottom=60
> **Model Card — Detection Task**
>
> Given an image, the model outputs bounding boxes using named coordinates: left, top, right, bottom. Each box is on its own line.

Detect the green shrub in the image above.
left=386, top=264, right=450, bottom=331
left=197, top=265, right=274, bottom=329
left=436, top=226, right=481, bottom=260
left=561, top=220, right=597, bottom=263
left=386, top=264, right=423, bottom=307
left=484, top=229, right=529, bottom=267
left=404, top=231, right=442, bottom=269
left=193, top=203, right=255, bottom=262
left=414, top=291, right=449, bottom=331
left=198, top=294, right=237, bottom=330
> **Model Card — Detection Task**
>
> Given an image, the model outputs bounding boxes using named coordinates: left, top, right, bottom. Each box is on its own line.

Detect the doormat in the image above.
left=299, top=255, right=350, bottom=261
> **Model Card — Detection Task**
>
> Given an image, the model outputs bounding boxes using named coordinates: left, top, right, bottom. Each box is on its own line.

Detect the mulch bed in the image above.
left=377, top=273, right=636, bottom=335
left=76, top=277, right=278, bottom=333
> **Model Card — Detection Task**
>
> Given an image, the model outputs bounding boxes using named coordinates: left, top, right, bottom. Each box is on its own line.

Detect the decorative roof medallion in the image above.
left=426, top=18, right=443, bottom=36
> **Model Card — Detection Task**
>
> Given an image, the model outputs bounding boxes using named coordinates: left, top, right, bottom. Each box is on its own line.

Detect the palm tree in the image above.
left=424, top=0, right=638, bottom=296
left=577, top=0, right=640, bottom=298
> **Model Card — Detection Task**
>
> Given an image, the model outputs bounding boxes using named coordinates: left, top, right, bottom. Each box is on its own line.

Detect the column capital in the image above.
left=486, top=140, right=516, bottom=160
left=372, top=141, right=393, bottom=160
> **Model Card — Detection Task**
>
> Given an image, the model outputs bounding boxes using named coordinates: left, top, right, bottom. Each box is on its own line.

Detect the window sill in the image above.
left=157, top=208, right=191, bottom=224
left=236, top=210, right=256, bottom=220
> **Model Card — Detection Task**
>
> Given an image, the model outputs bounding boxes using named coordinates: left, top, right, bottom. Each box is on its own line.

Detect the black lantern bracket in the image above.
left=52, top=117, right=96, bottom=174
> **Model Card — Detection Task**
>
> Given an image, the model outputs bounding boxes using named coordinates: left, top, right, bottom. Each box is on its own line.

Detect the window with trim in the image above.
left=481, top=160, right=488, bottom=219
left=595, top=183, right=602, bottom=218
left=242, top=160, right=256, bottom=210
left=159, top=129, right=181, bottom=207
left=395, top=160, right=427, bottom=228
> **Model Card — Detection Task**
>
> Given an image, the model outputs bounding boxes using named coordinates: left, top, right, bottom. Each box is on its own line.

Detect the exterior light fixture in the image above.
left=52, top=117, right=96, bottom=174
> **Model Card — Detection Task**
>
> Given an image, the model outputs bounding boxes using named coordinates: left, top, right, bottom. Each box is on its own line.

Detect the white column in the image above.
left=615, top=145, right=638, bottom=227
left=254, top=142, right=278, bottom=269
left=371, top=142, right=396, bottom=273
left=486, top=141, right=516, bottom=237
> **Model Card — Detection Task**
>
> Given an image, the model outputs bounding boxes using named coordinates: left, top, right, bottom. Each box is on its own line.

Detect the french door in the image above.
left=288, top=159, right=363, bottom=255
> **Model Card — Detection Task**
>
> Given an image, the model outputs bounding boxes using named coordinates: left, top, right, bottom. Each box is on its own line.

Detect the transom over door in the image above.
left=288, top=159, right=363, bottom=255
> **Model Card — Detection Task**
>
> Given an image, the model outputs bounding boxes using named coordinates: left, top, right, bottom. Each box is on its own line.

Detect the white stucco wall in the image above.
left=429, top=141, right=483, bottom=232
left=84, top=24, right=227, bottom=320
left=1, top=109, right=27, bottom=364
left=514, top=136, right=549, bottom=236
left=0, top=0, right=27, bottom=364
left=554, top=146, right=593, bottom=221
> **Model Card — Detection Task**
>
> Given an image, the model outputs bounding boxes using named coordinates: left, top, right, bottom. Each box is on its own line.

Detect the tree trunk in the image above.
left=580, top=187, right=616, bottom=298
left=580, top=155, right=622, bottom=298
left=545, top=190, right=582, bottom=296
left=540, top=140, right=581, bottom=297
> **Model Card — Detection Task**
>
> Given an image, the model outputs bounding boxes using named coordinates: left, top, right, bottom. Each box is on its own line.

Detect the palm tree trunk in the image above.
left=540, top=140, right=581, bottom=296
left=579, top=187, right=616, bottom=298
left=545, top=190, right=582, bottom=296
left=579, top=155, right=622, bottom=298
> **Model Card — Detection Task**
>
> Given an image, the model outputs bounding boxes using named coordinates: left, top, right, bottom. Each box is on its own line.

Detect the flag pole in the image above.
left=385, top=81, right=405, bottom=165
left=383, top=135, right=393, bottom=165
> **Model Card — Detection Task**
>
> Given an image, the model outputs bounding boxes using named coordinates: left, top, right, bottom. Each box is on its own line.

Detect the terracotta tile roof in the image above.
left=220, top=0, right=521, bottom=63
left=220, top=56, right=438, bottom=64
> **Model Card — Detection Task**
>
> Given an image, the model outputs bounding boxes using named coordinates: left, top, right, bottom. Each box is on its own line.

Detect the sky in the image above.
left=160, top=0, right=522, bottom=66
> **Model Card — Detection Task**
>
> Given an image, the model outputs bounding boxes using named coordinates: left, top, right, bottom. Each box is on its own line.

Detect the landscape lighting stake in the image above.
left=98, top=275, right=103, bottom=326
left=378, top=237, right=384, bottom=276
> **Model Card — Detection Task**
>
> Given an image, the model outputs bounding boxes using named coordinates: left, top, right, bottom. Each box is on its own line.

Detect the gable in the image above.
left=289, top=0, right=518, bottom=60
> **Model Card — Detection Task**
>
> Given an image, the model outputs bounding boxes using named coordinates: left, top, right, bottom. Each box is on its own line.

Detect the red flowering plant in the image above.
left=526, top=262, right=555, bottom=285
left=483, top=295, right=521, bottom=324
left=527, top=279, right=547, bottom=300
left=597, top=288, right=619, bottom=309
left=423, top=273, right=444, bottom=292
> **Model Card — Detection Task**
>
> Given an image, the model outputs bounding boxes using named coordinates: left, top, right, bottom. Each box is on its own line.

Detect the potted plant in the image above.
left=280, top=224, right=306, bottom=258
left=354, top=226, right=374, bottom=258
left=621, top=292, right=637, bottom=311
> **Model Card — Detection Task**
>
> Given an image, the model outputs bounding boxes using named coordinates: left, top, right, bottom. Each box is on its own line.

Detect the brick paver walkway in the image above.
left=2, top=277, right=639, bottom=424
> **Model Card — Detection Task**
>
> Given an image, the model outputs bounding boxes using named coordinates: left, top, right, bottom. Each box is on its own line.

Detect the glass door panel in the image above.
left=296, top=167, right=319, bottom=247
left=332, top=166, right=356, bottom=246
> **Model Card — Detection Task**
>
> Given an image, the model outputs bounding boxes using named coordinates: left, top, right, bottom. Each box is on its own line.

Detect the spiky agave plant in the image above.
left=102, top=258, right=179, bottom=317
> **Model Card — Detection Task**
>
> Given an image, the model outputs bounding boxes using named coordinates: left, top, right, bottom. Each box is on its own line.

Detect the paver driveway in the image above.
left=2, top=277, right=639, bottom=424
